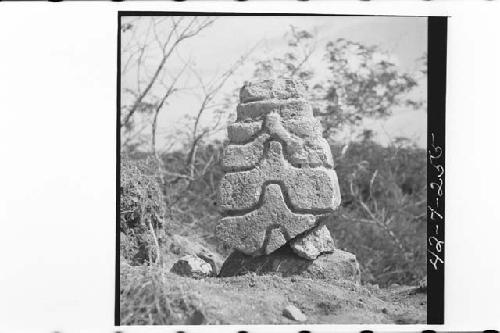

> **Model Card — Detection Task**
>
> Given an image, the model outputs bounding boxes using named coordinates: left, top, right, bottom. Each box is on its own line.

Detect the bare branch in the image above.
left=121, top=17, right=216, bottom=129
left=185, top=43, right=259, bottom=177
left=151, top=61, right=190, bottom=155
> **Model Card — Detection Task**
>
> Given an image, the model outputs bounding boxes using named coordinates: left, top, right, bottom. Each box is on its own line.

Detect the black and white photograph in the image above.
left=3, top=1, right=500, bottom=332
left=118, top=14, right=439, bottom=325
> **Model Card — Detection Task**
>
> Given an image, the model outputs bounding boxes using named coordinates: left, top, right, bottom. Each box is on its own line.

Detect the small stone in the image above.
left=170, top=255, right=213, bottom=278
left=283, top=304, right=307, bottom=322
left=168, top=234, right=223, bottom=274
left=290, top=224, right=335, bottom=260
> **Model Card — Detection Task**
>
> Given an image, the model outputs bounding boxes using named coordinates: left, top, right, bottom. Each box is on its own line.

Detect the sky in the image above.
left=121, top=16, right=427, bottom=151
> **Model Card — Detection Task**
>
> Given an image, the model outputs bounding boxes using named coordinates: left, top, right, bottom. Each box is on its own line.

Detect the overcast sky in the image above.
left=122, top=16, right=427, bottom=150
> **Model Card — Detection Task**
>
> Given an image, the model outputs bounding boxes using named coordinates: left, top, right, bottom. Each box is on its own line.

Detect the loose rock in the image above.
left=170, top=255, right=214, bottom=278
left=168, top=234, right=223, bottom=274
left=283, top=304, right=307, bottom=322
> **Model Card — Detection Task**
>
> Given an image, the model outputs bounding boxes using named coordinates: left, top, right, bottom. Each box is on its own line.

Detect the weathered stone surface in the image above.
left=168, top=234, right=223, bottom=275
left=227, top=121, right=262, bottom=144
left=282, top=116, right=323, bottom=138
left=170, top=254, right=214, bottom=278
left=222, top=133, right=269, bottom=170
left=290, top=224, right=335, bottom=260
left=227, top=114, right=324, bottom=144
left=239, top=79, right=306, bottom=103
left=219, top=141, right=340, bottom=212
left=237, top=98, right=313, bottom=121
left=224, top=113, right=333, bottom=170
left=283, top=304, right=307, bottom=322
left=219, top=245, right=361, bottom=283
left=265, top=112, right=333, bottom=167
left=218, top=78, right=343, bottom=257
left=216, top=184, right=318, bottom=256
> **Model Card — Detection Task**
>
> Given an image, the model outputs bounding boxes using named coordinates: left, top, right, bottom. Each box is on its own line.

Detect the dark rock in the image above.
left=189, top=309, right=207, bottom=325
left=218, top=244, right=360, bottom=283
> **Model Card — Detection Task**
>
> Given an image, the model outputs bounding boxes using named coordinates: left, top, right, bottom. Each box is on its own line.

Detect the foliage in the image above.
left=253, top=25, right=316, bottom=82
left=321, top=38, right=420, bottom=137
left=253, top=27, right=424, bottom=139
left=326, top=138, right=427, bottom=286
left=252, top=26, right=326, bottom=115
left=159, top=142, right=225, bottom=244
left=120, top=156, right=167, bottom=265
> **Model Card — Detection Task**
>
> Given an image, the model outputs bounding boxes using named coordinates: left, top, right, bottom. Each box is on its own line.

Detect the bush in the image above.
left=120, top=156, right=167, bottom=265
left=326, top=138, right=426, bottom=286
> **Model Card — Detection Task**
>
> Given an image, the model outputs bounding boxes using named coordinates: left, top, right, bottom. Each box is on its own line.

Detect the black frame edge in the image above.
left=115, top=12, right=122, bottom=327
left=427, top=16, right=447, bottom=325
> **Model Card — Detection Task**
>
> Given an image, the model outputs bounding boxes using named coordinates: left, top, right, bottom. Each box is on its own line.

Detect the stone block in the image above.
left=236, top=99, right=312, bottom=122
left=227, top=121, right=262, bottom=144
left=221, top=133, right=269, bottom=170
left=216, top=184, right=318, bottom=256
left=219, top=141, right=341, bottom=212
left=239, top=79, right=306, bottom=103
left=218, top=245, right=361, bottom=284
left=223, top=113, right=333, bottom=170
left=282, top=116, right=323, bottom=138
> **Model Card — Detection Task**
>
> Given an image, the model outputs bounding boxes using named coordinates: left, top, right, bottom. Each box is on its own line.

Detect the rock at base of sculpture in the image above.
left=218, top=244, right=360, bottom=284
left=171, top=254, right=214, bottom=278
left=290, top=224, right=335, bottom=260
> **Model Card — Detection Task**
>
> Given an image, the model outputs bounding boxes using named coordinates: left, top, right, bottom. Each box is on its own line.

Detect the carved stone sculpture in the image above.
left=216, top=79, right=341, bottom=258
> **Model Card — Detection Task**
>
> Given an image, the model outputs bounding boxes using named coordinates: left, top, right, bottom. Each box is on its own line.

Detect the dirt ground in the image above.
left=120, top=263, right=426, bottom=325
